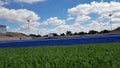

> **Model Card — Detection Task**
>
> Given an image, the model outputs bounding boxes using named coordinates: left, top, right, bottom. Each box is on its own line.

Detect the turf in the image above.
left=0, top=43, right=120, bottom=68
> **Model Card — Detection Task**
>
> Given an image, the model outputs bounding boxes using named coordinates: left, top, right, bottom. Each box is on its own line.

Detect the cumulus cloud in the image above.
left=45, top=24, right=86, bottom=35
left=52, top=25, right=70, bottom=34
left=20, top=21, right=40, bottom=30
left=67, top=17, right=75, bottom=21
left=67, top=1, right=120, bottom=33
left=47, top=21, right=120, bottom=35
left=36, top=1, right=120, bottom=35
left=0, top=7, right=40, bottom=24
left=14, top=0, right=45, bottom=4
left=42, top=17, right=65, bottom=26
left=87, top=20, right=104, bottom=31
left=0, top=0, right=8, bottom=6
left=75, top=15, right=91, bottom=24
left=6, top=26, right=10, bottom=30
left=0, top=0, right=43, bottom=35
left=68, top=1, right=120, bottom=23
left=68, top=3, right=92, bottom=16
left=0, top=0, right=44, bottom=6
left=13, top=21, right=41, bottom=35
left=111, top=23, right=120, bottom=30
left=13, top=17, right=66, bottom=35
left=2, top=1, right=120, bottom=35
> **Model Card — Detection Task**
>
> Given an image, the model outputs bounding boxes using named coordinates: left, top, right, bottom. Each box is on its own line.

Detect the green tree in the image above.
left=60, top=33, right=65, bottom=36
left=52, top=33, right=58, bottom=36
left=78, top=32, right=87, bottom=35
left=36, top=35, right=41, bottom=37
left=100, top=30, right=110, bottom=34
left=66, top=31, right=72, bottom=36
left=73, top=32, right=78, bottom=35
left=29, top=34, right=37, bottom=37
left=88, top=30, right=99, bottom=34
left=29, top=34, right=36, bottom=37
left=29, top=34, right=41, bottom=37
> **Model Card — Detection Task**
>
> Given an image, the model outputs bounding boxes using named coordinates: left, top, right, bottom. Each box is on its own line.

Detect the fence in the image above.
left=0, top=34, right=120, bottom=48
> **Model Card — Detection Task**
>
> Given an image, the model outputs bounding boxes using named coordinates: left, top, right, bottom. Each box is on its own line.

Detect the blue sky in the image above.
left=4, top=0, right=113, bottom=20
left=4, top=0, right=90, bottom=20
left=0, top=0, right=120, bottom=35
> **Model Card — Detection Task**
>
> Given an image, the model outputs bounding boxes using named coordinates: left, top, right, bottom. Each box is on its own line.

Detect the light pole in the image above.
left=109, top=13, right=112, bottom=31
left=27, top=19, right=30, bottom=35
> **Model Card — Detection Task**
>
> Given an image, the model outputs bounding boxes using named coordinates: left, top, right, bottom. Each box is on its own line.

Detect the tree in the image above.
left=66, top=31, right=72, bottom=36
left=43, top=35, right=48, bottom=37
left=100, top=30, right=110, bottom=34
left=29, top=34, right=41, bottom=37
left=78, top=32, right=87, bottom=35
left=36, top=35, right=41, bottom=37
left=88, top=30, right=99, bottom=34
left=73, top=32, right=78, bottom=35
left=29, top=34, right=36, bottom=37
left=52, top=33, right=58, bottom=36
left=60, top=33, right=65, bottom=36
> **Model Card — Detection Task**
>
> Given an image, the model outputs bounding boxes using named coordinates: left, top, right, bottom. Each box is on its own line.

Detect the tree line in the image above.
left=29, top=30, right=110, bottom=38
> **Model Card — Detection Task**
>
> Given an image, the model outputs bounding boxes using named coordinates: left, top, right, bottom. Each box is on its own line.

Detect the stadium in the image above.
left=0, top=0, right=120, bottom=68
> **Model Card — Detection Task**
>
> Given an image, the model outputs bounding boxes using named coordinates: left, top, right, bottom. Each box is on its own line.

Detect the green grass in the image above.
left=0, top=43, right=120, bottom=68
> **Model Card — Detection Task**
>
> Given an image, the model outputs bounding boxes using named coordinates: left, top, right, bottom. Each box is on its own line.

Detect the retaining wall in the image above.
left=0, top=34, right=120, bottom=48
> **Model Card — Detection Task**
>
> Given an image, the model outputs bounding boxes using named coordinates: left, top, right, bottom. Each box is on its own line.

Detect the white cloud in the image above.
left=75, top=15, right=91, bottom=24
left=2, top=1, right=120, bottom=35
left=47, top=24, right=86, bottom=35
left=0, top=0, right=8, bottom=6
left=85, top=20, right=120, bottom=32
left=13, top=18, right=66, bottom=35
left=67, top=17, right=75, bottom=21
left=0, top=7, right=40, bottom=24
left=68, top=1, right=120, bottom=23
left=13, top=21, right=41, bottom=35
left=6, top=26, right=10, bottom=30
left=42, top=17, right=65, bottom=26
left=111, top=23, right=120, bottom=30
left=25, top=1, right=120, bottom=35
left=0, top=0, right=42, bottom=35
left=66, top=1, right=120, bottom=33
left=68, top=1, right=118, bottom=16
left=52, top=25, right=70, bottom=34
left=68, top=3, right=92, bottom=16
left=20, top=21, right=40, bottom=30
left=87, top=20, right=103, bottom=32
left=0, top=0, right=44, bottom=6
left=14, top=0, right=45, bottom=4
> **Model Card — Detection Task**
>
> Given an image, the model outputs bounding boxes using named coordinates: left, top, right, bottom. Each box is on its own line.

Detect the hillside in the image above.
left=109, top=27, right=120, bottom=34
left=0, top=32, right=31, bottom=41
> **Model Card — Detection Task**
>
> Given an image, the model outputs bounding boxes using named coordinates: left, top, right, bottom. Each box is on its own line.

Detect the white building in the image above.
left=0, top=25, right=7, bottom=33
left=48, top=33, right=54, bottom=37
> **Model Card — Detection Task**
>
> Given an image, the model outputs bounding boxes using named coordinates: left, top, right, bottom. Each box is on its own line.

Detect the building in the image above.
left=0, top=25, right=7, bottom=33
left=48, top=33, right=54, bottom=38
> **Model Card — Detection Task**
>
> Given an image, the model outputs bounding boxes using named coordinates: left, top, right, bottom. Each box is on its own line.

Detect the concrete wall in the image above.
left=0, top=34, right=120, bottom=48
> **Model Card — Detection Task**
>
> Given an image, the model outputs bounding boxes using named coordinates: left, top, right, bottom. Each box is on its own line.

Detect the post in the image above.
left=109, top=14, right=112, bottom=31
left=27, top=19, right=30, bottom=35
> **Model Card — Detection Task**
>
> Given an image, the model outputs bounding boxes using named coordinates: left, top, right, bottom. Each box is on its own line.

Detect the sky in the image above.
left=0, top=0, right=120, bottom=35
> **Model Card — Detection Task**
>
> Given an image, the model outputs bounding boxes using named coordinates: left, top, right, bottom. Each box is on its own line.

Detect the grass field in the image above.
left=0, top=43, right=120, bottom=68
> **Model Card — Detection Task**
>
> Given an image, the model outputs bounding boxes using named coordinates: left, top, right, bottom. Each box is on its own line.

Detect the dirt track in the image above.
left=0, top=32, right=31, bottom=41
left=109, top=27, right=120, bottom=34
